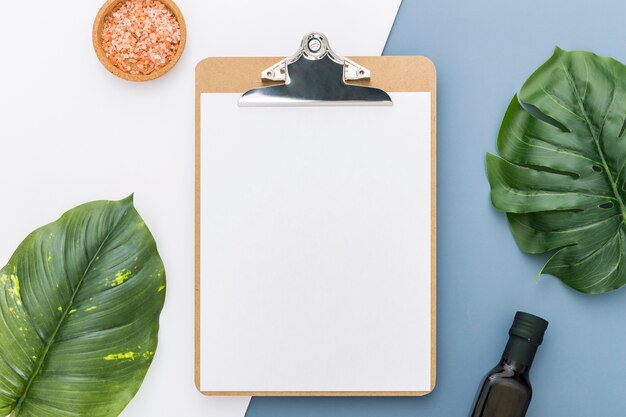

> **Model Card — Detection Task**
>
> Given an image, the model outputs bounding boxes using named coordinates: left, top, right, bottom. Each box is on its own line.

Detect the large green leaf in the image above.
left=0, top=196, right=166, bottom=417
left=487, top=48, right=626, bottom=294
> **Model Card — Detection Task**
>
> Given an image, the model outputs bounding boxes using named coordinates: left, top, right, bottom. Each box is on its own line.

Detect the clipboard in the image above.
left=195, top=33, right=436, bottom=397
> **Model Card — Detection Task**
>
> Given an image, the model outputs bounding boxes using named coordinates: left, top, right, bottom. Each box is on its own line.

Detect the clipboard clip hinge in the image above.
left=262, top=59, right=288, bottom=82
left=240, top=32, right=391, bottom=106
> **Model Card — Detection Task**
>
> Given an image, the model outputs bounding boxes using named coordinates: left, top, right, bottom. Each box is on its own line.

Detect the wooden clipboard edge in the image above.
left=195, top=56, right=437, bottom=397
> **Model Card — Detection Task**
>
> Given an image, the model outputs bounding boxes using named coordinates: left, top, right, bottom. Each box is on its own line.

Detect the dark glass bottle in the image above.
left=469, top=311, right=548, bottom=417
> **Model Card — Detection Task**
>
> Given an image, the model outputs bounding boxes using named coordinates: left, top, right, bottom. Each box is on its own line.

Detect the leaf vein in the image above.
left=577, top=225, right=623, bottom=290
left=509, top=128, right=601, bottom=165
left=540, top=85, right=585, bottom=121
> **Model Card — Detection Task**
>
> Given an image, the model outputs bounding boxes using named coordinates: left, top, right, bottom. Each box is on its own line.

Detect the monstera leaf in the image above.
left=487, top=48, right=626, bottom=294
left=0, top=196, right=166, bottom=417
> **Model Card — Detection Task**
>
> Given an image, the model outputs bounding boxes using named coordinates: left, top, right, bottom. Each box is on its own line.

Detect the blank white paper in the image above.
left=200, top=93, right=432, bottom=393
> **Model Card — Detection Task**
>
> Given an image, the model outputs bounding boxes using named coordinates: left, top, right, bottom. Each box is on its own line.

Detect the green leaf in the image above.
left=0, top=196, right=166, bottom=417
left=487, top=48, right=626, bottom=294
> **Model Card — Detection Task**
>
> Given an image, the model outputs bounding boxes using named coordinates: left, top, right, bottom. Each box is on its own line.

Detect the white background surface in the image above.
left=0, top=1, right=400, bottom=416
left=200, top=93, right=432, bottom=393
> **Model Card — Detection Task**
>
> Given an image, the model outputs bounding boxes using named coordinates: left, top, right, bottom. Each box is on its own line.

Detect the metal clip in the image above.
left=261, top=34, right=372, bottom=83
left=241, top=32, right=391, bottom=106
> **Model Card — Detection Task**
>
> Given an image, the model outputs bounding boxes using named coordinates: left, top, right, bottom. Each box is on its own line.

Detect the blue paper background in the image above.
left=247, top=1, right=626, bottom=415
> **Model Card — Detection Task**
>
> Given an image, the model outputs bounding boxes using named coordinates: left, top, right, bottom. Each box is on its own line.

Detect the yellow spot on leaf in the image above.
left=47, top=255, right=52, bottom=263
left=142, top=351, right=155, bottom=360
left=85, top=306, right=97, bottom=312
left=111, top=269, right=132, bottom=287
left=104, top=352, right=136, bottom=361
left=157, top=285, right=166, bottom=293
left=4, top=274, right=22, bottom=306
left=57, top=306, right=62, bottom=312
left=68, top=309, right=77, bottom=315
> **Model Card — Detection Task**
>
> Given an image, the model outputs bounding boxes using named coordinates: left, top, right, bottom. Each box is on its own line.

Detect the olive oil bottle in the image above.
left=469, top=312, right=548, bottom=417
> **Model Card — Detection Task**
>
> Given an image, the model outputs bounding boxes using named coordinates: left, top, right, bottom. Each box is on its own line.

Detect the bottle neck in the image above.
left=502, top=335, right=539, bottom=369
left=500, top=357, right=530, bottom=374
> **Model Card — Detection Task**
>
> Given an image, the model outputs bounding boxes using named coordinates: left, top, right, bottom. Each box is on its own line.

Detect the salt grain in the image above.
left=102, top=0, right=181, bottom=76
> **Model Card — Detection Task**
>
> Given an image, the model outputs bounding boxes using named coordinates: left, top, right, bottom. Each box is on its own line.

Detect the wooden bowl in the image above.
left=92, top=0, right=186, bottom=82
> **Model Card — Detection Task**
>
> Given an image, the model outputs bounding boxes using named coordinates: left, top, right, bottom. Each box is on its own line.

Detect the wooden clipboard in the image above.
left=195, top=51, right=436, bottom=397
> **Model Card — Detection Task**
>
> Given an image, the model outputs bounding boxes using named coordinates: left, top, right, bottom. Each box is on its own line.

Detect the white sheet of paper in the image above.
left=200, top=93, right=432, bottom=393
left=0, top=0, right=400, bottom=416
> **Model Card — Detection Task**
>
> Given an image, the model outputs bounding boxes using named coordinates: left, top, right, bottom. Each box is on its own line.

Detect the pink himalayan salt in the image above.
left=102, top=0, right=181, bottom=76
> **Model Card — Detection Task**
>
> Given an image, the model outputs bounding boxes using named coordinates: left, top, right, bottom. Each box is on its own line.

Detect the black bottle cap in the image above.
left=509, top=311, right=549, bottom=346
left=503, top=311, right=549, bottom=367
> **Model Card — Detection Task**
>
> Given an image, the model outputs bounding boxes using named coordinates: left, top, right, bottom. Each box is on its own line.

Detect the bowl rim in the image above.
left=92, top=0, right=187, bottom=82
